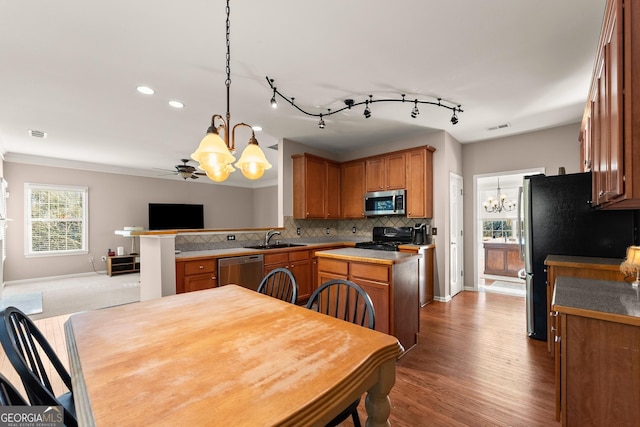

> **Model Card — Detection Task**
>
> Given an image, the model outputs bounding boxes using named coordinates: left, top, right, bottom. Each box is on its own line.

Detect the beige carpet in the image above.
left=2, top=273, right=140, bottom=320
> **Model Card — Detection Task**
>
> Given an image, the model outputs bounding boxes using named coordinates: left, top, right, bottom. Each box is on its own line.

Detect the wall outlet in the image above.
left=325, top=228, right=330, bottom=235
left=227, top=234, right=236, bottom=241
left=296, top=227, right=301, bottom=235
left=101, top=255, right=107, bottom=262
left=352, top=227, right=356, bottom=233
left=432, top=227, right=437, bottom=236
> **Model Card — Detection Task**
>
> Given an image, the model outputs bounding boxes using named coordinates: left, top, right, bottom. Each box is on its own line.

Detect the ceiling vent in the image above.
left=487, top=123, right=510, bottom=131
left=28, top=129, right=47, bottom=138
left=267, top=144, right=278, bottom=151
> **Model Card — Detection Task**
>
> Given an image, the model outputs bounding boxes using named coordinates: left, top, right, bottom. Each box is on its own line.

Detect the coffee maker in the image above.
left=412, top=223, right=428, bottom=245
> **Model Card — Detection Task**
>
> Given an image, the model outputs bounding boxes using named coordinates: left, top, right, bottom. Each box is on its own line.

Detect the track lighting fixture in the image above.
left=451, top=109, right=459, bottom=125
left=411, top=100, right=420, bottom=118
left=266, top=76, right=463, bottom=129
left=363, top=96, right=372, bottom=119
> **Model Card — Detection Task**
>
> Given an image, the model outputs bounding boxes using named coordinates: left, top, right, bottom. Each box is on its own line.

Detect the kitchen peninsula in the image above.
left=314, top=248, right=421, bottom=353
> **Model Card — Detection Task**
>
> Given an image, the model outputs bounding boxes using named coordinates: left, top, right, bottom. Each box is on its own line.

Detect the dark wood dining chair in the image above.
left=257, top=267, right=298, bottom=304
left=0, top=373, right=28, bottom=406
left=0, top=306, right=77, bottom=426
left=305, top=279, right=376, bottom=427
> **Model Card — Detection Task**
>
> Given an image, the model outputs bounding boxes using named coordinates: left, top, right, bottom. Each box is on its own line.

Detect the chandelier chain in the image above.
left=225, top=0, right=231, bottom=88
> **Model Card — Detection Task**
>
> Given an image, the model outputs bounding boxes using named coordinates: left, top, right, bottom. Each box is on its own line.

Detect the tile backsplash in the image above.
left=176, top=216, right=431, bottom=252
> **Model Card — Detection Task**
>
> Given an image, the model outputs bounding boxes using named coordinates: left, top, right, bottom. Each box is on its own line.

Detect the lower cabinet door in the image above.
left=184, top=273, right=217, bottom=292
left=352, top=279, right=390, bottom=335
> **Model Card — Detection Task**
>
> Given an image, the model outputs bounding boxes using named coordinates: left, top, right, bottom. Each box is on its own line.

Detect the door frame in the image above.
left=449, top=172, right=463, bottom=297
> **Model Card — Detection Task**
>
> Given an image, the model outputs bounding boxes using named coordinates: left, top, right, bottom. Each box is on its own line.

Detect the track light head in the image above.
left=451, top=111, right=459, bottom=125
left=318, top=114, right=325, bottom=129
left=411, top=100, right=419, bottom=118
left=270, top=89, right=278, bottom=109
left=363, top=96, right=372, bottom=118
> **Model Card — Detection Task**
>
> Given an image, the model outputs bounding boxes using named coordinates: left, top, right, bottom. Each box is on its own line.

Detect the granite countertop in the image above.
left=314, top=248, right=421, bottom=265
left=552, top=276, right=640, bottom=326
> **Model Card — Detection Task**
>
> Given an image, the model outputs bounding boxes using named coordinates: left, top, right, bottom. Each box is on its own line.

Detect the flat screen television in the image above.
left=148, top=203, right=204, bottom=230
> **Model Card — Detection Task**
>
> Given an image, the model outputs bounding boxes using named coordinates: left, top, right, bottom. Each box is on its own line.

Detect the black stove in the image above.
left=354, top=226, right=413, bottom=252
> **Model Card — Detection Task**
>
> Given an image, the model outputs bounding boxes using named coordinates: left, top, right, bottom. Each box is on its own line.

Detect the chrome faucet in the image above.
left=265, top=229, right=281, bottom=246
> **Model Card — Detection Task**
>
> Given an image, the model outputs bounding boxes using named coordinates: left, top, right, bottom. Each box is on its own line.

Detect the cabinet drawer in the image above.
left=288, top=250, right=310, bottom=262
left=264, top=253, right=288, bottom=265
left=318, top=258, right=348, bottom=276
left=184, top=259, right=216, bottom=275
left=351, top=262, right=389, bottom=282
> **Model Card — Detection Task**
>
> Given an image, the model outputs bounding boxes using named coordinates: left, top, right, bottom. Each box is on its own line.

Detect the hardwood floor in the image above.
left=0, top=292, right=557, bottom=426
left=353, top=291, right=558, bottom=427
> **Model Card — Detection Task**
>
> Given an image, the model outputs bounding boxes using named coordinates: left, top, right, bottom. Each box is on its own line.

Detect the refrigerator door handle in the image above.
left=517, top=186, right=524, bottom=261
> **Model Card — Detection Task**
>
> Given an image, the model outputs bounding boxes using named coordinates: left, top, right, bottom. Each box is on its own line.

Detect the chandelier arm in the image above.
left=231, top=122, right=255, bottom=152
left=266, top=75, right=464, bottom=118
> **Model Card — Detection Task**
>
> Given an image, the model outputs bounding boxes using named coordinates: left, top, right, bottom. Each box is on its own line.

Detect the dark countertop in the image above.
left=552, top=276, right=640, bottom=326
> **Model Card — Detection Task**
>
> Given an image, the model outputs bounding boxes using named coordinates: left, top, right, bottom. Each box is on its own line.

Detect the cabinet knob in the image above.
left=555, top=336, right=561, bottom=343
left=199, top=265, right=204, bottom=269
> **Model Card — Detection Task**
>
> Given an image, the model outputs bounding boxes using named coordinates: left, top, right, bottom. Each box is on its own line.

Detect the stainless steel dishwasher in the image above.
left=217, top=255, right=265, bottom=291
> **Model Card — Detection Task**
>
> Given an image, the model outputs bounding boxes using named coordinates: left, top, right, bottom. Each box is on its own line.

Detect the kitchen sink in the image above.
left=244, top=243, right=307, bottom=250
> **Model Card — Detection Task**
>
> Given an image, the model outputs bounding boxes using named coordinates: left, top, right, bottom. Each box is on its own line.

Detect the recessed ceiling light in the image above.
left=251, top=126, right=262, bottom=131
left=168, top=100, right=184, bottom=109
left=136, top=86, right=155, bottom=95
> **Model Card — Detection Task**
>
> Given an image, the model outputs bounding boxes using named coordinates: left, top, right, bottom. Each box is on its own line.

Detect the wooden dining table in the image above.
left=64, top=285, right=403, bottom=426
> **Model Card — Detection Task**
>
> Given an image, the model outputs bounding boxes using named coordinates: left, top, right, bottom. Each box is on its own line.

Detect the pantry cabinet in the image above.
left=582, top=0, right=640, bottom=208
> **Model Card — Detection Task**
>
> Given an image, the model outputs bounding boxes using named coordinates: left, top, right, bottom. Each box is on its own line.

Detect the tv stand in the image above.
left=107, top=255, right=140, bottom=276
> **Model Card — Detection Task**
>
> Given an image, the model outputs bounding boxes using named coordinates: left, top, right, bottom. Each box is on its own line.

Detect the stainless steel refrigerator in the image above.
left=518, top=172, right=638, bottom=340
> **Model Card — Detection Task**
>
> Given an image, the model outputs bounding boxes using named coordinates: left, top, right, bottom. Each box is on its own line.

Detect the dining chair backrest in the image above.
left=0, top=373, right=28, bottom=406
left=306, top=279, right=375, bottom=330
left=257, top=268, right=298, bottom=304
left=0, top=306, right=77, bottom=426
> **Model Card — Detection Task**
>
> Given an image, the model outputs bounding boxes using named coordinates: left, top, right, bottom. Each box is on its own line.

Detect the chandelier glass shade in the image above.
left=191, top=0, right=271, bottom=182
left=483, top=178, right=516, bottom=213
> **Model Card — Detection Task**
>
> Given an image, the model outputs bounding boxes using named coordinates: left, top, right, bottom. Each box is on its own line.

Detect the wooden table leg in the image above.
left=364, top=358, right=396, bottom=427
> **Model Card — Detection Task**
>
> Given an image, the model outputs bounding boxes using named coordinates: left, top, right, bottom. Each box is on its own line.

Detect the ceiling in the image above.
left=0, top=0, right=606, bottom=187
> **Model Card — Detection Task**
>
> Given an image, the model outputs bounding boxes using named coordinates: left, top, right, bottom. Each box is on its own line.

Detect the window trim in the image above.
left=24, top=183, right=89, bottom=257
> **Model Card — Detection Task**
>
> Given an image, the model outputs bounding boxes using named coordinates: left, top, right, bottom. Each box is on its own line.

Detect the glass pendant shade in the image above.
left=203, top=163, right=235, bottom=182
left=235, top=141, right=272, bottom=180
left=191, top=132, right=235, bottom=172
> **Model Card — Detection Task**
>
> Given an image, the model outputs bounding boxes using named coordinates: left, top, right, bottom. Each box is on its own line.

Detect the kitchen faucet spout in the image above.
left=265, top=229, right=281, bottom=246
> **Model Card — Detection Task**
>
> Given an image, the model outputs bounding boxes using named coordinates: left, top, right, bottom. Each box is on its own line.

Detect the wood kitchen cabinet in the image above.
left=552, top=277, right=640, bottom=426
left=264, top=249, right=312, bottom=304
left=292, top=153, right=341, bottom=219
left=175, top=257, right=217, bottom=294
left=340, top=160, right=365, bottom=218
left=582, top=0, right=640, bottom=208
left=316, top=250, right=420, bottom=352
left=365, top=152, right=406, bottom=192
left=544, top=255, right=627, bottom=354
left=405, top=146, right=435, bottom=218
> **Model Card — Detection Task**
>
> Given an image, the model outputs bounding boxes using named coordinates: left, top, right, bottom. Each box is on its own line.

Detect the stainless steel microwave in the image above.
left=364, top=189, right=406, bottom=216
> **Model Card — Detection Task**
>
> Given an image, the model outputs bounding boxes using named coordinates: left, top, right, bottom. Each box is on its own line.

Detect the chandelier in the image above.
left=266, top=77, right=463, bottom=128
left=483, top=178, right=516, bottom=213
left=191, top=0, right=272, bottom=182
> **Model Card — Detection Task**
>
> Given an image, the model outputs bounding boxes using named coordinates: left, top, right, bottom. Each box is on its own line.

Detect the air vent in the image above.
left=28, top=129, right=47, bottom=138
left=267, top=144, right=278, bottom=151
left=487, top=123, right=510, bottom=131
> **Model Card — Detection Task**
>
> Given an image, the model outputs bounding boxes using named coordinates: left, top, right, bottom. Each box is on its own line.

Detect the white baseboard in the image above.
left=4, top=271, right=108, bottom=287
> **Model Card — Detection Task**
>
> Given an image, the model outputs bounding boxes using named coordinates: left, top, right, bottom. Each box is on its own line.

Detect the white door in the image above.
left=450, top=173, right=464, bottom=297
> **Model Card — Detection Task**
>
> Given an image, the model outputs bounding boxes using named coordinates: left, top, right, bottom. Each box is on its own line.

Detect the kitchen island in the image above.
left=483, top=240, right=524, bottom=277
left=315, top=248, right=421, bottom=353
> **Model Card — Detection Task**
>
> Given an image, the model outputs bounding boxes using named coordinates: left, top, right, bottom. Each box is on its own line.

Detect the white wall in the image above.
left=461, top=122, right=581, bottom=288
left=3, top=162, right=276, bottom=281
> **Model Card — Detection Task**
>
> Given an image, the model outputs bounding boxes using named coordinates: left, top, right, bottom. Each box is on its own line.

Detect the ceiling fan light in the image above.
left=235, top=140, right=272, bottom=180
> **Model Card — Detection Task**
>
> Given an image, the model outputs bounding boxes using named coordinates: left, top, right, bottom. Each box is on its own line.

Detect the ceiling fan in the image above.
left=157, top=159, right=206, bottom=180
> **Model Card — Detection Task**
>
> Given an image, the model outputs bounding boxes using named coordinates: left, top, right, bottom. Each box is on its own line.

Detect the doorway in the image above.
left=473, top=169, right=543, bottom=296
